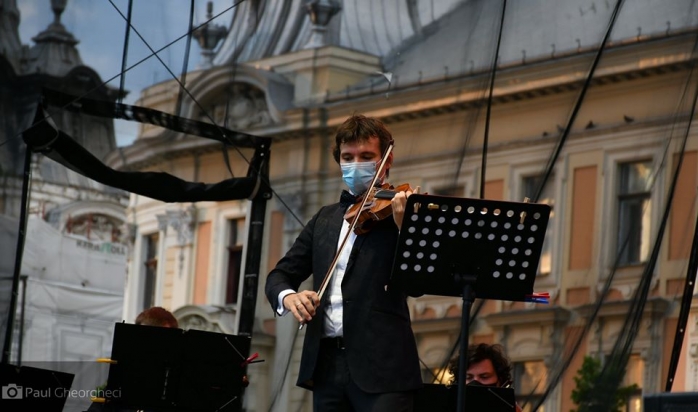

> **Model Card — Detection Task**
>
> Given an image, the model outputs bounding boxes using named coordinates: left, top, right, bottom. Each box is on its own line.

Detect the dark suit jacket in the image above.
left=265, top=202, right=422, bottom=393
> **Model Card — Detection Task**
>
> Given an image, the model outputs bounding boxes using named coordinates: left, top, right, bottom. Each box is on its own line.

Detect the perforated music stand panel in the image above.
left=391, top=194, right=551, bottom=301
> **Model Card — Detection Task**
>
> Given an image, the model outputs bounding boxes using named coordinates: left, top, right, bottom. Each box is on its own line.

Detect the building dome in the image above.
left=23, top=0, right=83, bottom=77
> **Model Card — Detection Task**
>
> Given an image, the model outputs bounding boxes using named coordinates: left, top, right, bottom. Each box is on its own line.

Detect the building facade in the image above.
left=106, top=1, right=698, bottom=411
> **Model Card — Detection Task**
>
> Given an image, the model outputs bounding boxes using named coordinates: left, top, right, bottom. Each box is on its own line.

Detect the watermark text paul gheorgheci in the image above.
left=2, top=384, right=121, bottom=400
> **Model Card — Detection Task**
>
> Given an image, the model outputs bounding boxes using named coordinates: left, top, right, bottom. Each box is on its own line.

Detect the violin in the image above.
left=344, top=182, right=414, bottom=235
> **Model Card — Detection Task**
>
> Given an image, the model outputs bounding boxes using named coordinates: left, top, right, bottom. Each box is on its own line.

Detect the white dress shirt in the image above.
left=277, top=218, right=355, bottom=337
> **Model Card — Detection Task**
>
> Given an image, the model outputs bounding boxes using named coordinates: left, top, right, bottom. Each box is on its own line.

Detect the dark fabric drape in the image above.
left=22, top=105, right=264, bottom=203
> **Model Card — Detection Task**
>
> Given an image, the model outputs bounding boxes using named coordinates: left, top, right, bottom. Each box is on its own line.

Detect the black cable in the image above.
left=267, top=326, right=300, bottom=412
left=229, top=0, right=265, bottom=63
left=420, top=357, right=443, bottom=384
left=664, top=34, right=698, bottom=392
left=518, top=375, right=545, bottom=411
left=220, top=0, right=259, bottom=179
left=479, top=0, right=507, bottom=200
left=666, top=198, right=698, bottom=391
left=117, top=0, right=134, bottom=104
left=449, top=0, right=502, bottom=193
left=533, top=0, right=625, bottom=203
left=175, top=0, right=197, bottom=117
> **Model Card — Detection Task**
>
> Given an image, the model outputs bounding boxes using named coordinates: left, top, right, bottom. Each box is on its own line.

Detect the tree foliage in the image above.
left=570, top=356, right=639, bottom=412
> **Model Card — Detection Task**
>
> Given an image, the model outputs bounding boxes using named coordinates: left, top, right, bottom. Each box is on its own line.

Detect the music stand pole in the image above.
left=1, top=146, right=31, bottom=364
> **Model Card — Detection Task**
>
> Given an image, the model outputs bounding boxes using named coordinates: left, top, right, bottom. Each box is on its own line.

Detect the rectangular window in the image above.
left=420, top=367, right=453, bottom=385
left=522, top=175, right=554, bottom=275
left=617, top=161, right=653, bottom=265
left=513, top=360, right=547, bottom=412
left=225, top=219, right=245, bottom=305
left=622, top=354, right=644, bottom=412
left=142, top=233, right=159, bottom=311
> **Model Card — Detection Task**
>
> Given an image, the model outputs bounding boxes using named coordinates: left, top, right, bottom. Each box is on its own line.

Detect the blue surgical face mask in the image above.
left=341, top=162, right=377, bottom=195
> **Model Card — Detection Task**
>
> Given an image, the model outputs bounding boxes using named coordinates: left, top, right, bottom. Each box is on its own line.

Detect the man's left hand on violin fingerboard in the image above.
left=391, top=186, right=420, bottom=230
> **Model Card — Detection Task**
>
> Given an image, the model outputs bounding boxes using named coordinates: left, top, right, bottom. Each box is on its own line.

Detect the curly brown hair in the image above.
left=331, top=114, right=393, bottom=164
left=449, top=343, right=513, bottom=386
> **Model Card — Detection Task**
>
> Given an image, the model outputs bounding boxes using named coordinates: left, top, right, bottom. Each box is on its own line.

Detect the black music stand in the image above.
left=391, top=194, right=550, bottom=412
left=101, top=323, right=251, bottom=412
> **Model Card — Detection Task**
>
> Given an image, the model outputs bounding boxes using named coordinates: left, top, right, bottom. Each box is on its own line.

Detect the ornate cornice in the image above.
left=411, top=316, right=462, bottom=334
left=106, top=31, right=696, bottom=172
left=575, top=296, right=670, bottom=319
left=484, top=306, right=571, bottom=329
left=173, top=304, right=237, bottom=334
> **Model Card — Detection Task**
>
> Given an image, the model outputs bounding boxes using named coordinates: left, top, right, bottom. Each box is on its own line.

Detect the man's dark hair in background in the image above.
left=449, top=343, right=513, bottom=386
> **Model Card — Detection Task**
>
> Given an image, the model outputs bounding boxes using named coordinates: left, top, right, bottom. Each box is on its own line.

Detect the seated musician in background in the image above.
left=449, top=343, right=523, bottom=412
left=134, top=306, right=179, bottom=328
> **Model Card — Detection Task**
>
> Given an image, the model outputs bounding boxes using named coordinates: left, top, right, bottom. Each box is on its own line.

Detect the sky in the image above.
left=17, top=0, right=234, bottom=147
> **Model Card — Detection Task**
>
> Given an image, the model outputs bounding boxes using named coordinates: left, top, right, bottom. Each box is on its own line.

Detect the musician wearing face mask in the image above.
left=449, top=343, right=523, bottom=412
left=265, top=115, right=421, bottom=411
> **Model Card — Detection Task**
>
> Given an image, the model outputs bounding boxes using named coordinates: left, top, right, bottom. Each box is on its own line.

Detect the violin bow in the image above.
left=299, top=141, right=394, bottom=330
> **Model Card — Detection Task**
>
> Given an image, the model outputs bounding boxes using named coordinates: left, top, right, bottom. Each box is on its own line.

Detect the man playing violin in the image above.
left=265, top=114, right=421, bottom=411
